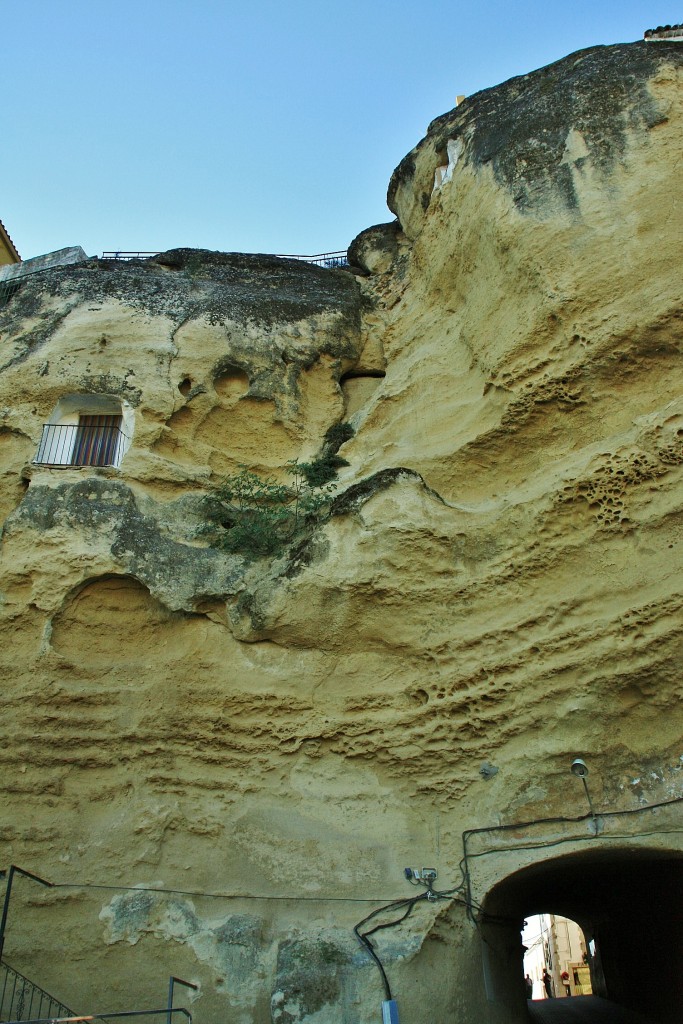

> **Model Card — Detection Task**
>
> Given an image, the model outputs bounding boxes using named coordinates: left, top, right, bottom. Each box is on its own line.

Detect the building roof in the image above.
left=0, top=245, right=88, bottom=284
left=0, top=218, right=21, bottom=262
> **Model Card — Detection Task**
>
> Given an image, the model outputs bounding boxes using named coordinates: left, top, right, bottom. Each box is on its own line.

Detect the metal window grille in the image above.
left=34, top=419, right=127, bottom=468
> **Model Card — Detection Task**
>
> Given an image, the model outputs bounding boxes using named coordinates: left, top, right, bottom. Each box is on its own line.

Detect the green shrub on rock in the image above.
left=203, top=424, right=354, bottom=559
left=202, top=461, right=335, bottom=560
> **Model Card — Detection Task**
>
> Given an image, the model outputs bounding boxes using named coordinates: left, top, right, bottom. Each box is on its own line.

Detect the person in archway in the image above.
left=561, top=970, right=571, bottom=996
left=525, top=974, right=534, bottom=999
left=543, top=968, right=554, bottom=998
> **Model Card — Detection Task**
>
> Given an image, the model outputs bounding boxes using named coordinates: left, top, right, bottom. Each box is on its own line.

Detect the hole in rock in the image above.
left=179, top=378, right=193, bottom=396
left=51, top=575, right=190, bottom=665
left=214, top=365, right=250, bottom=400
left=340, top=369, right=386, bottom=383
left=340, top=370, right=386, bottom=417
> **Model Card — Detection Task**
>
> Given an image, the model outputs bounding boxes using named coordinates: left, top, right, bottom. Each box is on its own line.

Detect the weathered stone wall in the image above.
left=1, top=41, right=682, bottom=1024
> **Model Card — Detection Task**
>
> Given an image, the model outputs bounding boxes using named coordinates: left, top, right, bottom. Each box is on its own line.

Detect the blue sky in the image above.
left=3, top=1, right=673, bottom=259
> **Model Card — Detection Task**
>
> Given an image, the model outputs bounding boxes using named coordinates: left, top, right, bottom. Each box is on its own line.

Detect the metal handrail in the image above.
left=2, top=1009, right=192, bottom=1024
left=276, top=250, right=346, bottom=259
left=165, top=979, right=197, bottom=1024
left=0, top=265, right=67, bottom=311
left=0, top=869, right=196, bottom=1024
left=0, top=961, right=74, bottom=1022
left=276, top=251, right=349, bottom=267
left=0, top=868, right=53, bottom=964
left=33, top=424, right=129, bottom=469
left=100, top=250, right=349, bottom=267
left=101, top=252, right=161, bottom=260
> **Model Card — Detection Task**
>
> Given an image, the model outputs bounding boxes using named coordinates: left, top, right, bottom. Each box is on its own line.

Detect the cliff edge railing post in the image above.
left=0, top=866, right=54, bottom=963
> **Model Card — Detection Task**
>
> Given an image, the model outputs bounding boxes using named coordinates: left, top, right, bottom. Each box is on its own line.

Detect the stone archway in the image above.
left=478, top=846, right=683, bottom=1024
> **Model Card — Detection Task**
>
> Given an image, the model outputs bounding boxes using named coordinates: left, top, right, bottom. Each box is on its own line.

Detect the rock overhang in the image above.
left=0, top=246, right=363, bottom=361
left=384, top=41, right=683, bottom=239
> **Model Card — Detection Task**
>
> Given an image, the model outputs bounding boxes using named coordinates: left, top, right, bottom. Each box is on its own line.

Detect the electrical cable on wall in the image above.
left=0, top=879, right=414, bottom=904
left=352, top=867, right=473, bottom=1022
left=354, top=893, right=430, bottom=1001
left=460, top=794, right=683, bottom=926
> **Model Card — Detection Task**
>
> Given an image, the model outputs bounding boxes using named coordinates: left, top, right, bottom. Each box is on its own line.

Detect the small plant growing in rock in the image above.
left=324, top=421, right=354, bottom=451
left=202, top=424, right=354, bottom=559
left=298, top=453, right=349, bottom=487
left=297, top=421, right=354, bottom=487
left=202, top=461, right=335, bottom=559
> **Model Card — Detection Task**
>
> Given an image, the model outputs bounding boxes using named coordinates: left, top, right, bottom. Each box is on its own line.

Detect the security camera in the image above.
left=571, top=758, right=588, bottom=778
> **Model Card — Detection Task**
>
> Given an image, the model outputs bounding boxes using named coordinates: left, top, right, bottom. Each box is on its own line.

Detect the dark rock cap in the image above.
left=388, top=41, right=683, bottom=221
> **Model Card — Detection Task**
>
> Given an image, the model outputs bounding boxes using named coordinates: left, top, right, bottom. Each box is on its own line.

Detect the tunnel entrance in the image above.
left=481, top=847, right=683, bottom=1024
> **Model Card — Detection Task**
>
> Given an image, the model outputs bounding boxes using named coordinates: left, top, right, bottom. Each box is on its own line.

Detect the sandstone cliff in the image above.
left=1, top=40, right=681, bottom=1024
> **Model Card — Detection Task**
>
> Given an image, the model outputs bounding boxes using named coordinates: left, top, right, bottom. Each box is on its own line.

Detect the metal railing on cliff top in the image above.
left=101, top=250, right=349, bottom=267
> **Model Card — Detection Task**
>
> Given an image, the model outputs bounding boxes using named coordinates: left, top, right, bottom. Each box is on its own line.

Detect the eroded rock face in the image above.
left=1, top=41, right=682, bottom=1024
